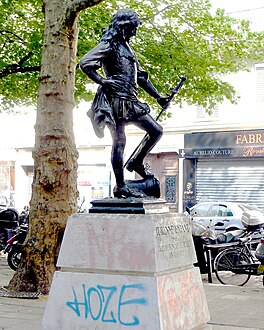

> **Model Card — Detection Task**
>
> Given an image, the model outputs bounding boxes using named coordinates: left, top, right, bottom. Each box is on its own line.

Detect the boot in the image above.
left=113, top=184, right=143, bottom=198
left=126, top=158, right=154, bottom=179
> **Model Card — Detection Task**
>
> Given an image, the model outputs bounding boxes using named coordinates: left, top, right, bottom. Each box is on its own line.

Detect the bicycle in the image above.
left=214, top=235, right=264, bottom=286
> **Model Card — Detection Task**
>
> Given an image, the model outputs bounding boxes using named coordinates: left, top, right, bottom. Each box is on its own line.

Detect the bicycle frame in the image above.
left=226, top=245, right=261, bottom=276
left=214, top=234, right=264, bottom=286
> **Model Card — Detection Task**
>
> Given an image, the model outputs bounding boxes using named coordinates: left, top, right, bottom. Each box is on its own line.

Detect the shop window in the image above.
left=0, top=161, right=15, bottom=200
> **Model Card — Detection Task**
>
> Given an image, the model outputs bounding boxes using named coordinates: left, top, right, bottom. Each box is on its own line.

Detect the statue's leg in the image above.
left=109, top=121, right=126, bottom=188
left=109, top=121, right=143, bottom=198
left=126, top=114, right=163, bottom=178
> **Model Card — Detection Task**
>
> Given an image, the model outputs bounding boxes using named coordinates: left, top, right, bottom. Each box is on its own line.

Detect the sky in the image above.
left=212, top=0, right=263, bottom=12
left=212, top=0, right=264, bottom=31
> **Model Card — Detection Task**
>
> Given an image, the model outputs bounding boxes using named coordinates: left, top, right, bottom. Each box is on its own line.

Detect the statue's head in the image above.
left=111, top=9, right=141, bottom=31
left=102, top=9, right=141, bottom=42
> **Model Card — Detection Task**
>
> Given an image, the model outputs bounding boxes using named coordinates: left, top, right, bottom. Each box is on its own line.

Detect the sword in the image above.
left=156, top=76, right=186, bottom=121
left=124, top=76, right=187, bottom=169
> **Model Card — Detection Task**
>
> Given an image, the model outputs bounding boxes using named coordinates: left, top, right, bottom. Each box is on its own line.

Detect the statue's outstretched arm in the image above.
left=138, top=72, right=169, bottom=107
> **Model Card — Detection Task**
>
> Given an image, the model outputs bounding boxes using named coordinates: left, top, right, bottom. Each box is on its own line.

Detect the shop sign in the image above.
left=243, top=146, right=264, bottom=157
left=235, top=133, right=264, bottom=145
left=192, top=148, right=234, bottom=157
left=179, top=148, right=235, bottom=158
left=183, top=130, right=264, bottom=159
left=185, top=130, right=264, bottom=149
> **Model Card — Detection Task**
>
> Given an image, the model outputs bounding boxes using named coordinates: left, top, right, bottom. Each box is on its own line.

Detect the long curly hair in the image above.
left=101, top=9, right=141, bottom=43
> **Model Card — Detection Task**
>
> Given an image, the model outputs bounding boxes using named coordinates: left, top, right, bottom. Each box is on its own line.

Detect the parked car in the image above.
left=188, top=201, right=264, bottom=233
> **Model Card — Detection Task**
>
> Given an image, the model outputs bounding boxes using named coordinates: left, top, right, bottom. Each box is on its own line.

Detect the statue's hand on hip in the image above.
left=102, top=79, right=123, bottom=93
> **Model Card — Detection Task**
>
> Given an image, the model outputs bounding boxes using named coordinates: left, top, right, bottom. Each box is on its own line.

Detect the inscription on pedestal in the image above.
left=155, top=216, right=196, bottom=270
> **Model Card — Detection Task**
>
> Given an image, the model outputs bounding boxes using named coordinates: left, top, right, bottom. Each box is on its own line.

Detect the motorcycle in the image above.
left=0, top=197, right=20, bottom=251
left=4, top=200, right=85, bottom=270
left=4, top=206, right=29, bottom=270
left=191, top=220, right=226, bottom=274
left=18, top=205, right=29, bottom=225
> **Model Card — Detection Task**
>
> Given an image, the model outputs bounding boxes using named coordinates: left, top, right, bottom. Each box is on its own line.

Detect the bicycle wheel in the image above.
left=214, top=248, right=251, bottom=286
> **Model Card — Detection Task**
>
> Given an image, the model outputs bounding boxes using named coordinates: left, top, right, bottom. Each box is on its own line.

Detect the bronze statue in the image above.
left=80, top=9, right=169, bottom=198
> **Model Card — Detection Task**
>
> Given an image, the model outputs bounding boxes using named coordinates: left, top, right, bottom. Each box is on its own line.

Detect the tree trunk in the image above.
left=8, top=0, right=80, bottom=294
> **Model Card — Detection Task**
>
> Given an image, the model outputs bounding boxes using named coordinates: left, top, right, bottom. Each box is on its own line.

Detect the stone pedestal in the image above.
left=43, top=201, right=210, bottom=329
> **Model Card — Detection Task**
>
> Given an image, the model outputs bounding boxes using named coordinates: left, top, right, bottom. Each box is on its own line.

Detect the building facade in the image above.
left=181, top=129, right=264, bottom=211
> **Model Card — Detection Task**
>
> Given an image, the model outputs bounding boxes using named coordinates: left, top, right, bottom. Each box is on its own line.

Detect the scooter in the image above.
left=4, top=223, right=28, bottom=270
left=0, top=203, right=20, bottom=251
left=4, top=206, right=29, bottom=270
left=4, top=202, right=85, bottom=270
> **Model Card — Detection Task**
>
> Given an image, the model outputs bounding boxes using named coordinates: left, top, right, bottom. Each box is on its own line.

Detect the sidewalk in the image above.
left=0, top=255, right=263, bottom=330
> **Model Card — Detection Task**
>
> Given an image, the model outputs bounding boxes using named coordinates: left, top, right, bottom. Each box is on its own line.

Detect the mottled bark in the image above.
left=8, top=0, right=105, bottom=294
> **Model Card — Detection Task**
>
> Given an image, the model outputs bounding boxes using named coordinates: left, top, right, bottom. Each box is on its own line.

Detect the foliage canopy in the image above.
left=1, top=0, right=263, bottom=113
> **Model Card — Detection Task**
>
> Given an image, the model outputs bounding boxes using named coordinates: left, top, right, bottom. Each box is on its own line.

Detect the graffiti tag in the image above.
left=66, top=283, right=147, bottom=326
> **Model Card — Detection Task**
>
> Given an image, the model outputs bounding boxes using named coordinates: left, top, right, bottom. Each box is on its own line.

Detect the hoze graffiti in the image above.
left=66, top=283, right=147, bottom=326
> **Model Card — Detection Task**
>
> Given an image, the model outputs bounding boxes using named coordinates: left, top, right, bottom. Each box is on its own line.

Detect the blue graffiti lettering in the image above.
left=97, top=285, right=117, bottom=323
left=66, top=284, right=88, bottom=318
left=65, top=282, right=147, bottom=326
left=118, top=284, right=147, bottom=326
left=87, top=287, right=102, bottom=321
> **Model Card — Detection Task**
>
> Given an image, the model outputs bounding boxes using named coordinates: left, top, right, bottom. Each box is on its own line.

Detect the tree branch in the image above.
left=0, top=65, right=40, bottom=79
left=0, top=52, right=40, bottom=79
left=141, top=5, right=172, bottom=22
left=65, top=0, right=105, bottom=27
left=0, top=30, right=25, bottom=42
left=18, top=52, right=33, bottom=66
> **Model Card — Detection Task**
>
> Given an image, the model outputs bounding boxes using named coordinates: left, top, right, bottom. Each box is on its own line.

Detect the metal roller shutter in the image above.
left=196, top=159, right=264, bottom=210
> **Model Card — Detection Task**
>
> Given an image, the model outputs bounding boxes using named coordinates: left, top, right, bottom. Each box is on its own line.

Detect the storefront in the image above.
left=0, top=159, right=16, bottom=206
left=180, top=129, right=264, bottom=211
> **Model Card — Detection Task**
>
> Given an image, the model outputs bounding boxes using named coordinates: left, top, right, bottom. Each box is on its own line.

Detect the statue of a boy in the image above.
left=80, top=9, right=168, bottom=198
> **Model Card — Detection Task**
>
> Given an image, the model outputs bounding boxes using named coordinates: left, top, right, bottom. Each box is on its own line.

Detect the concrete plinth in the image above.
left=43, top=208, right=210, bottom=329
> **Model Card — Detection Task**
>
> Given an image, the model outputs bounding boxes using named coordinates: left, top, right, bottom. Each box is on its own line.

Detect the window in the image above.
left=191, top=203, right=211, bottom=217
left=219, top=204, right=233, bottom=217
left=208, top=205, right=220, bottom=217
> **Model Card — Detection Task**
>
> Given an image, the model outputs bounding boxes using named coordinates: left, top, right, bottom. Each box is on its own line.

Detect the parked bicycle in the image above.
left=187, top=205, right=264, bottom=283
left=214, top=236, right=264, bottom=286
left=213, top=206, right=264, bottom=286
